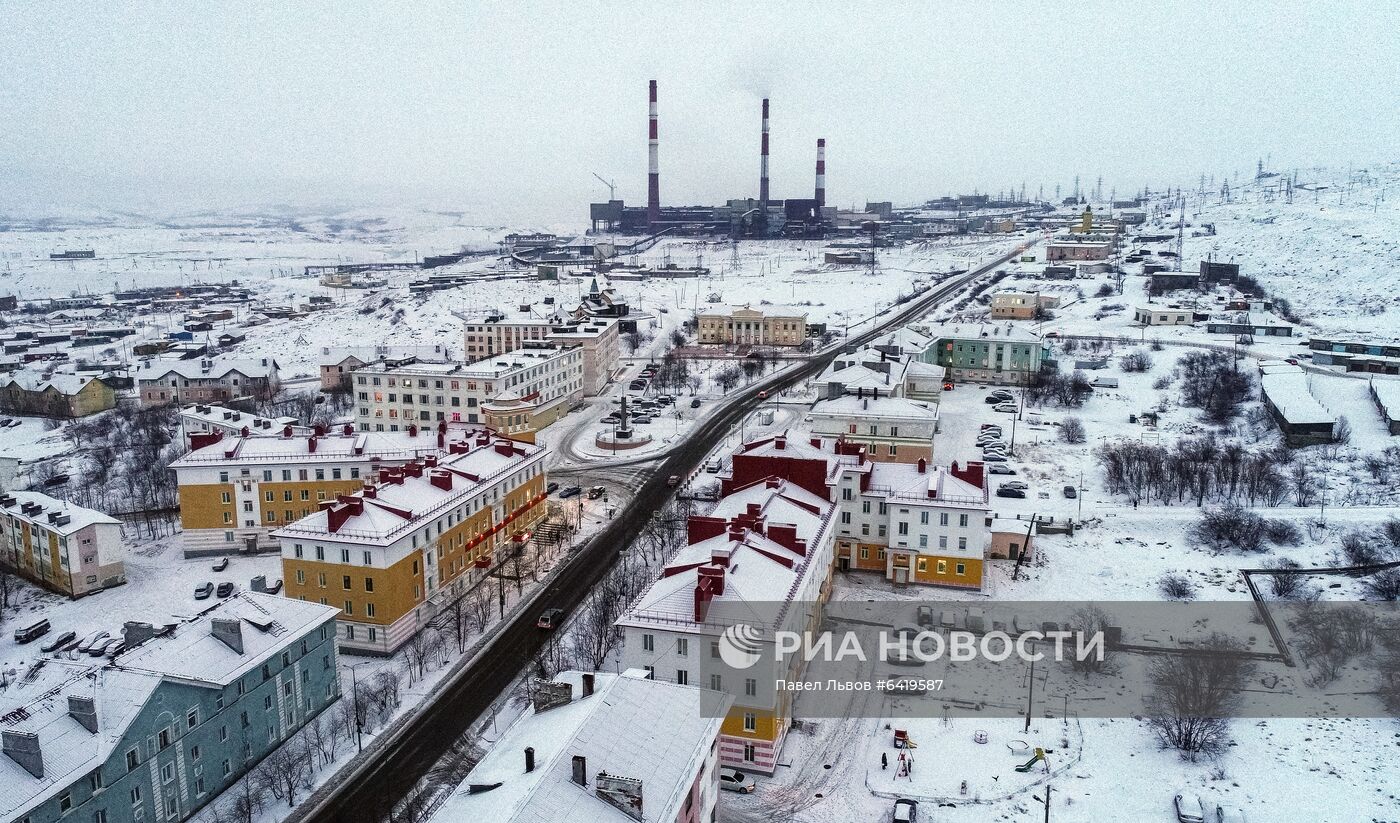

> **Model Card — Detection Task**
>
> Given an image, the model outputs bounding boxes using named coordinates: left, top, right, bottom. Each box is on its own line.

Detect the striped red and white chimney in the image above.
left=758, top=98, right=770, bottom=207
left=647, top=80, right=660, bottom=226
left=815, top=138, right=826, bottom=208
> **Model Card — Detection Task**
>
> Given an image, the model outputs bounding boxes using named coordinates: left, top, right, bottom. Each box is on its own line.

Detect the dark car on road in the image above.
left=536, top=608, right=564, bottom=629
left=558, top=486, right=582, bottom=498
left=546, top=482, right=560, bottom=494
left=996, top=487, right=1026, bottom=499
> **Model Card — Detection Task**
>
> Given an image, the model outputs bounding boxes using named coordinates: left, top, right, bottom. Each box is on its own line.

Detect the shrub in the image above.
left=1191, top=505, right=1267, bottom=552
left=1095, top=282, right=1115, bottom=298
left=1340, top=531, right=1385, bottom=567
left=1120, top=350, right=1153, bottom=372
left=1060, top=417, right=1086, bottom=444
left=1160, top=573, right=1197, bottom=600
left=1263, top=519, right=1302, bottom=546
left=1364, top=569, right=1400, bottom=601
left=1265, top=557, right=1306, bottom=599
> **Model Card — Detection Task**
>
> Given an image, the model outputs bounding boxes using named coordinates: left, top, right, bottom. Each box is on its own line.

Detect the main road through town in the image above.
left=299, top=239, right=1033, bottom=823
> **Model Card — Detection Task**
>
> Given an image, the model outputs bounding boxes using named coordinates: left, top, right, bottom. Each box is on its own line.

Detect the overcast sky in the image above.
left=3, top=1, right=1397, bottom=223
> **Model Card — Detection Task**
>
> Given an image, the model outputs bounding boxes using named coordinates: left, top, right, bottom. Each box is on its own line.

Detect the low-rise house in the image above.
left=990, top=291, right=1059, bottom=320
left=1200, top=259, right=1240, bottom=283
left=1307, top=336, right=1400, bottom=374
left=272, top=429, right=547, bottom=654
left=0, top=491, right=125, bottom=597
left=987, top=517, right=1036, bottom=561
left=1046, top=233, right=1113, bottom=261
left=0, top=372, right=115, bottom=417
left=1133, top=305, right=1194, bottom=326
left=436, top=671, right=730, bottom=823
left=696, top=305, right=807, bottom=347
left=136, top=358, right=280, bottom=406
left=1205, top=306, right=1293, bottom=338
left=1259, top=364, right=1335, bottom=446
left=1, top=593, right=340, bottom=823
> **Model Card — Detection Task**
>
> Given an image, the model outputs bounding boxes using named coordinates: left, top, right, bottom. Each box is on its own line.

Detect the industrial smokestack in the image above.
left=758, top=98, right=770, bottom=208
left=815, top=138, right=826, bottom=208
left=647, top=80, right=660, bottom=226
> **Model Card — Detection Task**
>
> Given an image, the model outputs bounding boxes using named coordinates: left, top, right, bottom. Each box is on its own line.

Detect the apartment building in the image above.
left=816, top=344, right=946, bottom=403
left=922, top=323, right=1051, bottom=386
left=317, top=345, right=447, bottom=391
left=179, top=404, right=303, bottom=448
left=720, top=432, right=991, bottom=589
left=2, top=593, right=340, bottom=823
left=696, top=305, right=807, bottom=347
left=462, top=313, right=620, bottom=396
left=617, top=476, right=836, bottom=773
left=808, top=394, right=939, bottom=463
left=136, top=358, right=280, bottom=407
left=170, top=424, right=460, bottom=557
left=0, top=372, right=116, bottom=418
left=1045, top=233, right=1114, bottom=261
left=437, top=670, right=730, bottom=823
left=0, top=491, right=125, bottom=598
left=352, top=344, right=584, bottom=442
left=272, top=431, right=547, bottom=655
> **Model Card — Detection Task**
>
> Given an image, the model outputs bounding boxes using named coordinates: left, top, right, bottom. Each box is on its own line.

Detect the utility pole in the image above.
left=1025, top=641, right=1037, bottom=733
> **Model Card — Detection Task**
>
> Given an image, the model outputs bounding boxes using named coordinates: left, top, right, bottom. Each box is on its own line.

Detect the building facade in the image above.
left=352, top=345, right=583, bottom=442
left=0, top=373, right=116, bottom=418
left=136, top=359, right=280, bottom=407
left=170, top=424, right=460, bottom=556
left=2, top=594, right=340, bottom=823
left=989, top=291, right=1059, bottom=320
left=1133, top=305, right=1194, bottom=326
left=696, top=306, right=807, bottom=347
left=273, top=431, right=547, bottom=655
left=0, top=491, right=125, bottom=598
left=923, top=323, right=1050, bottom=385
left=1045, top=234, right=1113, bottom=261
left=463, top=316, right=619, bottom=396
left=808, top=394, right=939, bottom=463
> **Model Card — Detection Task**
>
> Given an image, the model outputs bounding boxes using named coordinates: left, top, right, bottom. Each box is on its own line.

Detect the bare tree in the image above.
left=307, top=709, right=342, bottom=766
left=1145, top=634, right=1254, bottom=758
left=1059, top=417, right=1086, bottom=444
left=256, top=733, right=314, bottom=807
left=223, top=776, right=267, bottom=823
left=467, top=585, right=493, bottom=634
left=1068, top=606, right=1117, bottom=675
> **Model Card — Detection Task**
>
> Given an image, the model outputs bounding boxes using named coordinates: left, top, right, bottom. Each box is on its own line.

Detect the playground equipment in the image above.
left=973, top=730, right=988, bottom=744
left=893, top=729, right=918, bottom=749
left=1014, top=747, right=1048, bottom=773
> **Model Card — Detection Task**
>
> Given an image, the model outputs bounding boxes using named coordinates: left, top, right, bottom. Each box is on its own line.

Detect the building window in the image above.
left=642, top=633, right=654, bottom=652
left=956, top=562, right=967, bottom=575
left=676, top=669, right=688, bottom=685
left=936, top=560, right=947, bottom=574
left=743, top=743, right=757, bottom=762
left=126, top=748, right=139, bottom=771
left=710, top=673, right=722, bottom=690
left=743, top=713, right=757, bottom=732
left=676, top=638, right=688, bottom=656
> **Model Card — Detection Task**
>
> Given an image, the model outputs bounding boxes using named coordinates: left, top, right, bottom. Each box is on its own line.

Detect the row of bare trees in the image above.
left=1097, top=436, right=1305, bottom=507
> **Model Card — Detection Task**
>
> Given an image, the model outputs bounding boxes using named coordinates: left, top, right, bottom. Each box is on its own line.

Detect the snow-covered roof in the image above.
left=180, top=404, right=299, bottom=432
left=171, top=426, right=461, bottom=468
left=865, top=461, right=988, bottom=508
left=0, top=592, right=338, bottom=822
left=134, top=357, right=279, bottom=381
left=317, top=344, right=446, bottom=367
left=355, top=346, right=576, bottom=379
left=272, top=433, right=544, bottom=545
left=810, top=394, right=938, bottom=421
left=1371, top=380, right=1400, bottom=426
left=1260, top=368, right=1336, bottom=426
left=0, top=490, right=120, bottom=536
left=925, top=322, right=1045, bottom=345
left=438, top=671, right=729, bottom=823
left=0, top=371, right=106, bottom=397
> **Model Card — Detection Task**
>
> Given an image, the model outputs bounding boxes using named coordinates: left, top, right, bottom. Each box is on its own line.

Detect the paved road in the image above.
left=298, top=240, right=1033, bottom=823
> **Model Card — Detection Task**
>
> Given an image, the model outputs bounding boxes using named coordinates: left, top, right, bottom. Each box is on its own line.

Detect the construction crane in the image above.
left=592, top=173, right=617, bottom=200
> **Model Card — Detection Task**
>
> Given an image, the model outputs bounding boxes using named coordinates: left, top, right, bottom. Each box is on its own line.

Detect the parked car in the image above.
left=546, top=482, right=560, bottom=494
left=987, top=464, right=1016, bottom=475
left=1001, top=481, right=1029, bottom=491
left=718, top=766, right=756, bottom=793
left=601, top=415, right=621, bottom=424
left=633, top=415, right=652, bottom=424
left=981, top=453, right=1008, bottom=463
left=996, top=486, right=1026, bottom=498
left=536, top=608, right=564, bottom=629
left=690, top=398, right=702, bottom=408
left=706, top=460, right=723, bottom=473
left=1215, top=807, right=1246, bottom=823
left=892, top=798, right=919, bottom=822
left=41, top=630, right=76, bottom=653
left=1173, top=793, right=1206, bottom=823
left=0, top=418, right=11, bottom=427
left=13, top=618, right=51, bottom=644
left=216, top=582, right=235, bottom=598
left=5, top=418, right=20, bottom=428
left=559, top=486, right=582, bottom=498
left=212, top=557, right=229, bottom=572
left=105, top=641, right=126, bottom=658
left=983, top=394, right=1007, bottom=404
left=980, top=423, right=1003, bottom=431
left=587, top=486, right=606, bottom=500
left=89, top=637, right=120, bottom=657
left=916, top=605, right=935, bottom=628
left=976, top=434, right=1003, bottom=445
left=76, top=631, right=110, bottom=655
left=994, top=403, right=1019, bottom=413
left=657, top=395, right=675, bottom=405
left=667, top=475, right=681, bottom=486
left=195, top=582, right=215, bottom=600
left=1063, top=485, right=1078, bottom=498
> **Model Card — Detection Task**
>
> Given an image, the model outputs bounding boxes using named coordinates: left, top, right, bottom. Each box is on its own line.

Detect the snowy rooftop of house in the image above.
left=0, top=371, right=106, bottom=396
left=698, top=303, right=808, bottom=318
left=621, top=479, right=836, bottom=632
left=317, top=344, right=447, bottom=366
left=810, top=394, right=939, bottom=421
left=0, top=593, right=338, bottom=822
left=0, top=490, right=120, bottom=536
left=134, top=357, right=278, bottom=381
left=438, top=671, right=728, bottom=823
left=925, top=322, right=1044, bottom=344
left=1260, top=367, right=1336, bottom=426
left=170, top=425, right=473, bottom=467
left=865, top=461, right=988, bottom=507
left=1371, top=380, right=1400, bottom=425
left=726, top=431, right=870, bottom=485
left=272, top=433, right=543, bottom=545
left=817, top=351, right=910, bottom=391
left=868, top=326, right=933, bottom=355
left=180, top=404, right=299, bottom=432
